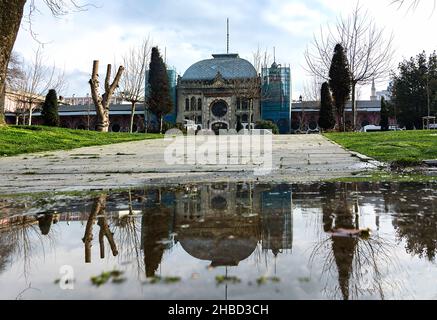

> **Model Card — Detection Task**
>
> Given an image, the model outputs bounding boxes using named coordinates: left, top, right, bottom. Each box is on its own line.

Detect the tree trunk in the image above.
left=0, top=0, right=27, bottom=125
left=159, top=116, right=163, bottom=134
left=89, top=61, right=124, bottom=132
left=130, top=101, right=136, bottom=133
left=351, top=82, right=357, bottom=132
left=28, top=107, right=33, bottom=126
left=89, top=61, right=108, bottom=132
left=97, top=215, right=118, bottom=259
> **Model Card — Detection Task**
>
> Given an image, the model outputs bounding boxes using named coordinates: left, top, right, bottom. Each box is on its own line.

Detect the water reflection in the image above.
left=311, top=183, right=400, bottom=300
left=0, top=181, right=436, bottom=300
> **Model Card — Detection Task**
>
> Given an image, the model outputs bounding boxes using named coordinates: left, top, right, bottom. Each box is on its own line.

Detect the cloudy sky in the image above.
left=13, top=0, right=437, bottom=100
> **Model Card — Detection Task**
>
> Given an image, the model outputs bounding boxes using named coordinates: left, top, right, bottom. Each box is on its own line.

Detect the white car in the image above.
left=361, top=125, right=381, bottom=132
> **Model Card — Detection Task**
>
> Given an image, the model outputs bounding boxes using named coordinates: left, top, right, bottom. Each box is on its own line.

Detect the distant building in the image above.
left=370, top=79, right=378, bottom=101
left=291, top=100, right=397, bottom=132
left=3, top=89, right=45, bottom=125
left=376, top=89, right=391, bottom=101
left=9, top=104, right=147, bottom=132
left=261, top=62, right=292, bottom=134
left=176, top=53, right=261, bottom=134
left=61, top=94, right=127, bottom=106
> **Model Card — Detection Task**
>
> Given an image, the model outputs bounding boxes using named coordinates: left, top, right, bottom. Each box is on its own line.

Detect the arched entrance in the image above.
left=211, top=122, right=228, bottom=135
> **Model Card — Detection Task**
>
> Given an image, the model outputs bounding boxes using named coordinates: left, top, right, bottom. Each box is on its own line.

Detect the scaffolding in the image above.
left=261, top=63, right=292, bottom=134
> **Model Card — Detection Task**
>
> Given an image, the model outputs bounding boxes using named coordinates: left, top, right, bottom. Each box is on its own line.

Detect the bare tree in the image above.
left=232, top=47, right=270, bottom=130
left=305, top=3, right=394, bottom=130
left=6, top=52, right=25, bottom=90
left=303, top=76, right=324, bottom=102
left=89, top=61, right=124, bottom=132
left=119, top=38, right=151, bottom=133
left=15, top=46, right=65, bottom=125
left=391, top=0, right=435, bottom=11
left=0, top=0, right=91, bottom=125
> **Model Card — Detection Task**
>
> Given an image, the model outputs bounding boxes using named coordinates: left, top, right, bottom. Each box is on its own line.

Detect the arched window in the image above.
left=198, top=98, right=202, bottom=111
left=191, top=97, right=196, bottom=111
left=242, top=99, right=249, bottom=110
left=237, top=98, right=241, bottom=110
left=111, top=124, right=121, bottom=133
left=242, top=114, right=249, bottom=123
left=185, top=98, right=190, bottom=112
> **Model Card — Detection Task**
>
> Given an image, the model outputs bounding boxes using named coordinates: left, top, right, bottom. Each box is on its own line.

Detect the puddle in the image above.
left=0, top=182, right=436, bottom=300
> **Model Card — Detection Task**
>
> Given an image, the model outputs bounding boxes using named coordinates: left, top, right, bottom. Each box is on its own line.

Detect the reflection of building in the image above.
left=169, top=183, right=293, bottom=267
left=177, top=54, right=261, bottom=133
left=261, top=62, right=292, bottom=134
left=259, top=185, right=293, bottom=256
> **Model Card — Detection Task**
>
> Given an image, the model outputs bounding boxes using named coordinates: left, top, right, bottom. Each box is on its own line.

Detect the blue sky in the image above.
left=13, top=0, right=437, bottom=99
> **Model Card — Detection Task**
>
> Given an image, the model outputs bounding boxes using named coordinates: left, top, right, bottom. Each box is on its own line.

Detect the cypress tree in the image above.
left=147, top=47, right=173, bottom=133
left=41, top=89, right=60, bottom=127
left=318, top=82, right=336, bottom=131
left=380, top=97, right=390, bottom=131
left=329, top=44, right=352, bottom=132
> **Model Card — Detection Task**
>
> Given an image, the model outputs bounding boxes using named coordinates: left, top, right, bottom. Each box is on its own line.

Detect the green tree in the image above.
left=147, top=47, right=173, bottom=133
left=380, top=97, right=390, bottom=131
left=255, top=120, right=279, bottom=134
left=329, top=44, right=352, bottom=132
left=318, top=82, right=336, bottom=131
left=391, top=51, right=437, bottom=129
left=41, top=89, right=60, bottom=127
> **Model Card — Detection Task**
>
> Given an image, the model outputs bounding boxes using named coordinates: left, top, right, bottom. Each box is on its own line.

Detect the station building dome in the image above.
left=182, top=54, right=257, bottom=81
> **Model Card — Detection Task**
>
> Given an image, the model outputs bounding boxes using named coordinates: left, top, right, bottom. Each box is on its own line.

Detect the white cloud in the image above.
left=11, top=0, right=437, bottom=99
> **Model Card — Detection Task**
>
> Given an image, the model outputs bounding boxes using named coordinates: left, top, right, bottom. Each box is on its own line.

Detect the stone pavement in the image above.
left=0, top=134, right=377, bottom=194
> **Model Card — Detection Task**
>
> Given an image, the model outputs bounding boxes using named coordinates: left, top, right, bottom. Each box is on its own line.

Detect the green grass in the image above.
left=325, top=130, right=437, bottom=165
left=326, top=170, right=437, bottom=183
left=0, top=126, right=162, bottom=157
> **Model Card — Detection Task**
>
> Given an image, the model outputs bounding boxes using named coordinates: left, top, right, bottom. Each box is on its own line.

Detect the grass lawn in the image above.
left=0, top=126, right=163, bottom=157
left=324, top=130, right=437, bottom=165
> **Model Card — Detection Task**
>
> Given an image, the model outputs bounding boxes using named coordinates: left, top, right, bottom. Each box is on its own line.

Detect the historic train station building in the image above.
left=4, top=50, right=388, bottom=134
left=176, top=53, right=261, bottom=133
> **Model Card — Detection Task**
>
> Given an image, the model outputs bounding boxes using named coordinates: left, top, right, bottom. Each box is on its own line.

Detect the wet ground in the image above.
left=0, top=135, right=377, bottom=194
left=0, top=181, right=436, bottom=300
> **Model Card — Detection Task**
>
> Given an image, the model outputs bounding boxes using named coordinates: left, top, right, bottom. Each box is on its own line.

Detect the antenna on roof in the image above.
left=273, top=47, right=276, bottom=63
left=164, top=47, right=167, bottom=65
left=227, top=18, right=230, bottom=54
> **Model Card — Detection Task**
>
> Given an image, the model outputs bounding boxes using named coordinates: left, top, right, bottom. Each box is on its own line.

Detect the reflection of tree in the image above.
left=141, top=190, right=172, bottom=278
left=82, top=195, right=118, bottom=263
left=38, top=214, right=54, bottom=236
left=0, top=233, right=15, bottom=272
left=113, top=190, right=143, bottom=276
left=0, top=215, right=55, bottom=281
left=311, top=183, right=399, bottom=300
left=386, top=183, right=437, bottom=262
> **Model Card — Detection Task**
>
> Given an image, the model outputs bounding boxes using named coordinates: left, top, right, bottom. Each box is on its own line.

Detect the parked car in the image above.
left=361, top=125, right=381, bottom=132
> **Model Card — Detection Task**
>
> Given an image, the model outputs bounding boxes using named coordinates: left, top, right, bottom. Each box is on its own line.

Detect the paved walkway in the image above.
left=0, top=135, right=377, bottom=194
